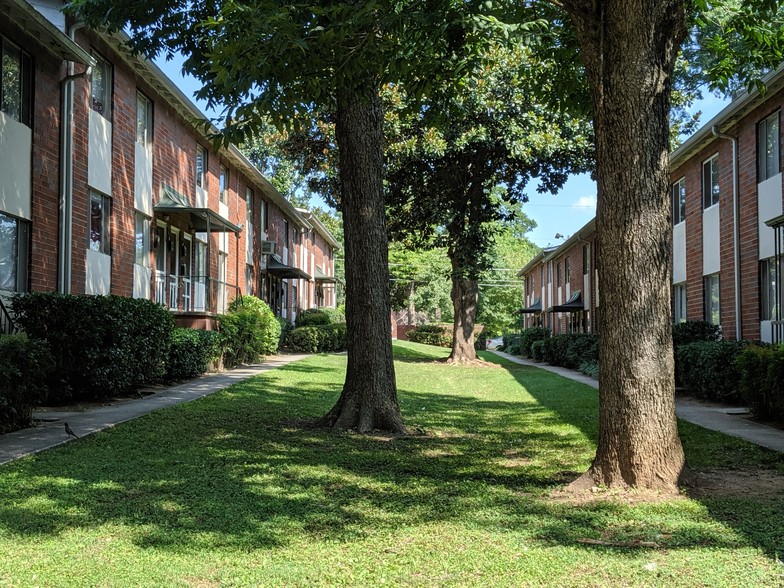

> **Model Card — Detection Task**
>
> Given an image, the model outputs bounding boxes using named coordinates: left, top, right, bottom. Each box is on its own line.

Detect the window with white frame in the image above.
left=1, top=37, right=31, bottom=126
left=219, top=165, right=228, bottom=203
left=134, top=213, right=149, bottom=266
left=704, top=273, right=720, bottom=326
left=556, top=262, right=561, bottom=287
left=547, top=261, right=553, bottom=284
left=284, top=219, right=290, bottom=247
left=90, top=52, right=112, bottom=118
left=246, top=188, right=253, bottom=260
left=758, top=111, right=780, bottom=182
left=0, top=211, right=29, bottom=292
left=583, top=244, right=591, bottom=273
left=564, top=258, right=570, bottom=284
left=196, top=145, right=207, bottom=189
left=246, top=265, right=253, bottom=295
left=136, top=92, right=152, bottom=147
left=702, top=155, right=720, bottom=209
left=89, top=190, right=111, bottom=255
left=673, top=283, right=687, bottom=323
left=260, top=199, right=268, bottom=235
left=672, top=177, right=686, bottom=225
left=760, top=258, right=780, bottom=321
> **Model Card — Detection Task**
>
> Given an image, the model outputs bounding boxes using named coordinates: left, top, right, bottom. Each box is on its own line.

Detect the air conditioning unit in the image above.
left=261, top=240, right=277, bottom=256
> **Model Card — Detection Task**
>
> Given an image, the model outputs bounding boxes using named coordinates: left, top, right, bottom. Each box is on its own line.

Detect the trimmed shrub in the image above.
left=564, top=333, right=599, bottom=370
left=219, top=296, right=279, bottom=367
left=519, top=327, right=551, bottom=358
left=736, top=344, right=784, bottom=422
left=295, top=307, right=346, bottom=327
left=166, top=328, right=224, bottom=381
left=501, top=333, right=521, bottom=352
left=672, top=320, right=721, bottom=347
left=674, top=340, right=748, bottom=402
left=0, top=334, right=54, bottom=433
left=11, top=292, right=173, bottom=401
left=579, top=360, right=599, bottom=379
left=531, top=339, right=545, bottom=362
left=287, top=323, right=348, bottom=353
left=504, top=335, right=524, bottom=356
left=227, top=295, right=280, bottom=355
left=407, top=324, right=452, bottom=347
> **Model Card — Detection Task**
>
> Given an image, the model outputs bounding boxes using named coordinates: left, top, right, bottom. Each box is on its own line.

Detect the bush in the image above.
left=564, top=333, right=599, bottom=370
left=407, top=324, right=452, bottom=347
left=287, top=324, right=348, bottom=353
left=541, top=335, right=569, bottom=366
left=12, top=292, right=173, bottom=401
left=674, top=340, right=748, bottom=402
left=228, top=295, right=280, bottom=355
left=295, top=307, right=346, bottom=327
left=519, top=327, right=551, bottom=358
left=579, top=360, right=599, bottom=379
left=501, top=333, right=521, bottom=352
left=736, top=345, right=784, bottom=422
left=0, top=334, right=54, bottom=433
left=219, top=296, right=279, bottom=367
left=672, top=320, right=722, bottom=347
left=531, top=339, right=545, bottom=362
left=166, top=328, right=224, bottom=381
left=504, top=335, right=524, bottom=356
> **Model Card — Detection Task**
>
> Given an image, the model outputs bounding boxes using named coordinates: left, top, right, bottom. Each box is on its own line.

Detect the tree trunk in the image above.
left=448, top=255, right=478, bottom=363
left=407, top=281, right=416, bottom=325
left=568, top=0, right=687, bottom=490
left=318, top=82, right=406, bottom=434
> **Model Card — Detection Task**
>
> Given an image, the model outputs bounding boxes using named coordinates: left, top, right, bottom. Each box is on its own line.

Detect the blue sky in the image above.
left=155, top=56, right=731, bottom=249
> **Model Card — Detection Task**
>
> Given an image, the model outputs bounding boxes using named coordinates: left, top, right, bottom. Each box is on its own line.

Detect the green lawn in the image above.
left=1, top=341, right=783, bottom=587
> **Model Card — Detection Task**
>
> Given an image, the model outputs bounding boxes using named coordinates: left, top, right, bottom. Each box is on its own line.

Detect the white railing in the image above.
left=169, top=275, right=179, bottom=309
left=193, top=276, right=206, bottom=312
left=182, top=277, right=192, bottom=312
left=155, top=271, right=167, bottom=306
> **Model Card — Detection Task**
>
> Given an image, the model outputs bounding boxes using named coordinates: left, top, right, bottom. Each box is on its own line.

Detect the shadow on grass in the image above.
left=0, top=349, right=782, bottom=562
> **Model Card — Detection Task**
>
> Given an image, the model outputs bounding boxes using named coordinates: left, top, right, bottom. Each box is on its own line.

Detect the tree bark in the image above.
left=568, top=0, right=687, bottom=490
left=448, top=255, right=479, bottom=363
left=407, top=281, right=416, bottom=326
left=317, top=81, right=406, bottom=434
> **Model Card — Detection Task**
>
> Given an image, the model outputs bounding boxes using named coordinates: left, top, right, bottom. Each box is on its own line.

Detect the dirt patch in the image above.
left=685, top=468, right=784, bottom=499
left=442, top=357, right=502, bottom=368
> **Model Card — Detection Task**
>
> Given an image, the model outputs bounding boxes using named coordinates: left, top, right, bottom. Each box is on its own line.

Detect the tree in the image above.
left=385, top=44, right=593, bottom=363
left=388, top=245, right=452, bottom=324
left=542, top=0, right=784, bottom=490
left=70, top=0, right=496, bottom=433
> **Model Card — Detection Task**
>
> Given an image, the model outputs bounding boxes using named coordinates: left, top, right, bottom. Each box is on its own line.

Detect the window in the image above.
left=556, top=263, right=561, bottom=287
left=293, top=226, right=300, bottom=245
left=702, top=155, right=720, bottom=209
left=564, top=258, right=571, bottom=284
left=246, top=265, right=253, bottom=295
left=284, top=219, right=290, bottom=247
left=673, top=283, right=687, bottom=323
left=758, top=111, right=780, bottom=182
left=260, top=199, right=268, bottom=233
left=761, top=258, right=781, bottom=321
left=704, top=274, right=720, bottom=326
left=547, top=261, right=553, bottom=284
left=583, top=244, right=591, bottom=274
left=219, top=165, right=228, bottom=203
left=136, top=92, right=152, bottom=146
left=0, top=211, right=29, bottom=292
left=134, top=213, right=149, bottom=266
left=90, top=53, right=112, bottom=118
left=89, top=190, right=111, bottom=255
left=196, top=145, right=207, bottom=189
left=1, top=37, right=32, bottom=126
left=246, top=188, right=254, bottom=260
left=672, top=177, right=686, bottom=225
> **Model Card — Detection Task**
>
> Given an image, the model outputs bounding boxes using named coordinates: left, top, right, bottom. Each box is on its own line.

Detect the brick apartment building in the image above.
left=519, top=64, right=784, bottom=343
left=0, top=0, right=338, bottom=332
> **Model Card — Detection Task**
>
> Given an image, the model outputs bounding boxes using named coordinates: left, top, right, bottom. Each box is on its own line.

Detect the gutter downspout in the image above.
left=58, top=23, right=90, bottom=293
left=712, top=126, right=742, bottom=340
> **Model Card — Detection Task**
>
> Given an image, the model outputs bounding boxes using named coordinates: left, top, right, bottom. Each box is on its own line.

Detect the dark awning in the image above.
left=266, top=257, right=312, bottom=280
left=313, top=266, right=340, bottom=284
left=547, top=290, right=584, bottom=313
left=514, top=297, right=542, bottom=314
left=154, top=184, right=241, bottom=233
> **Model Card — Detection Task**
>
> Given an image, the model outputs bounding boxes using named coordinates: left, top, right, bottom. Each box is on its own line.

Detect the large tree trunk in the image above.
left=318, top=82, right=406, bottom=434
left=448, top=255, right=479, bottom=363
left=568, top=1, right=687, bottom=490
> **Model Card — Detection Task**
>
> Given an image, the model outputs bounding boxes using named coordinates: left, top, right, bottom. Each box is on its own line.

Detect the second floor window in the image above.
left=136, top=92, right=152, bottom=147
left=196, top=145, right=207, bottom=189
left=89, top=190, right=111, bottom=255
left=702, top=155, right=720, bottom=209
left=583, top=244, right=591, bottom=274
left=1, top=37, right=31, bottom=126
left=565, top=258, right=571, bottom=284
left=219, top=165, right=228, bottom=203
left=284, top=219, right=290, bottom=247
left=90, top=53, right=112, bottom=118
left=672, top=177, right=686, bottom=225
left=758, top=111, right=780, bottom=182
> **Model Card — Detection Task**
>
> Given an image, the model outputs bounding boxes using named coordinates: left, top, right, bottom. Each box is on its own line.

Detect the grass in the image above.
left=1, top=340, right=783, bottom=587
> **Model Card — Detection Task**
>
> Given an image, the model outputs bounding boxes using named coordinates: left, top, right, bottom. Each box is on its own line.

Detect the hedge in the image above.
left=672, top=320, right=721, bottom=347
left=295, top=307, right=346, bottom=327
left=166, top=328, right=224, bottom=381
left=674, top=340, right=749, bottom=403
left=540, top=333, right=599, bottom=370
left=0, top=334, right=53, bottom=433
left=219, top=295, right=280, bottom=367
left=736, top=344, right=784, bottom=422
left=519, top=327, right=551, bottom=358
left=11, top=292, right=173, bottom=401
left=287, top=323, right=347, bottom=353
left=407, top=324, right=452, bottom=347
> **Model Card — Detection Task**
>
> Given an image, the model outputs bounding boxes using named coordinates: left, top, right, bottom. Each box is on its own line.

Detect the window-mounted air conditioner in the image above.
left=261, top=240, right=277, bottom=256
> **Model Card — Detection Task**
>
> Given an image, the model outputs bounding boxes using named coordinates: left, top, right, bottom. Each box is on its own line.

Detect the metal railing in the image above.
left=154, top=272, right=239, bottom=314
left=0, top=296, right=17, bottom=335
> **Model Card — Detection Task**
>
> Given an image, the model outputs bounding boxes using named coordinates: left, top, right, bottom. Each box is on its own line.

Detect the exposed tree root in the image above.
left=443, top=356, right=499, bottom=368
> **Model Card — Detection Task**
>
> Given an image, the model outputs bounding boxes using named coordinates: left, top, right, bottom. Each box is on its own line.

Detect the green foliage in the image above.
left=540, top=333, right=598, bottom=370
left=287, top=324, right=347, bottom=353
left=518, top=327, right=551, bottom=359
left=736, top=344, right=784, bottom=422
left=502, top=334, right=523, bottom=356
left=672, top=320, right=722, bottom=347
left=531, top=339, right=545, bottom=362
left=674, top=340, right=749, bottom=403
left=295, top=307, right=346, bottom=327
left=407, top=324, right=452, bottom=347
left=579, top=360, right=599, bottom=379
left=11, top=293, right=173, bottom=401
left=388, top=244, right=453, bottom=323
left=0, top=334, right=53, bottom=433
left=220, top=296, right=280, bottom=367
left=277, top=316, right=294, bottom=349
left=166, top=329, right=224, bottom=382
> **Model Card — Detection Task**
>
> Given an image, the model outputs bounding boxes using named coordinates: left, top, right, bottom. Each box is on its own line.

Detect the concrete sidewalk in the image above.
left=490, top=350, right=784, bottom=453
left=0, top=353, right=309, bottom=466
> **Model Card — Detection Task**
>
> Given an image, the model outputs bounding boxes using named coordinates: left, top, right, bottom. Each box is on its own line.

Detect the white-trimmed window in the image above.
left=219, top=165, right=228, bottom=204
left=90, top=52, right=112, bottom=118
left=672, top=177, right=686, bottom=225
left=758, top=111, right=780, bottom=182
left=246, top=187, right=254, bottom=260
left=284, top=219, right=290, bottom=247
left=196, top=145, right=207, bottom=189
left=564, top=258, right=571, bottom=284
left=1, top=37, right=32, bottom=126
left=547, top=261, right=553, bottom=284
left=260, top=199, right=268, bottom=235
left=246, top=265, right=253, bottom=295
left=0, top=211, right=29, bottom=292
left=761, top=258, right=780, bottom=321
left=89, top=190, right=111, bottom=254
left=673, top=283, right=687, bottom=323
left=136, top=92, right=152, bottom=147
left=583, top=244, right=591, bottom=273
left=134, top=213, right=149, bottom=266
left=704, top=273, right=720, bottom=326
left=702, top=155, right=720, bottom=209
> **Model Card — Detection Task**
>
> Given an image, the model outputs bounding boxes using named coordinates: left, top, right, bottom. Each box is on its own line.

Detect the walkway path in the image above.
left=490, top=350, right=784, bottom=453
left=0, top=353, right=309, bottom=466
